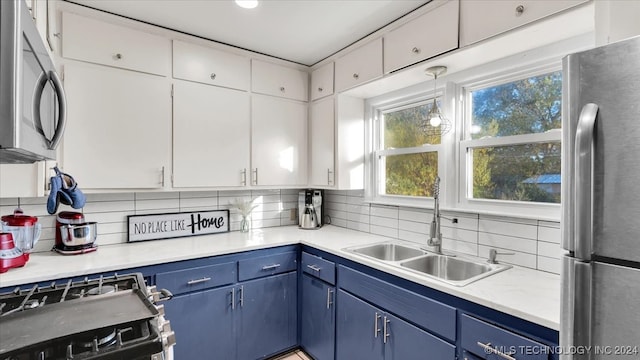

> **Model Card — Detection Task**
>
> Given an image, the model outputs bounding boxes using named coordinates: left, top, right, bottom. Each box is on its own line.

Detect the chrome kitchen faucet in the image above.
left=427, top=176, right=443, bottom=254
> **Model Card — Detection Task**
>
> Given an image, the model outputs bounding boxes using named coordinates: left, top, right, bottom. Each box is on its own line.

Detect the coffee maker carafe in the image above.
left=298, top=190, right=323, bottom=229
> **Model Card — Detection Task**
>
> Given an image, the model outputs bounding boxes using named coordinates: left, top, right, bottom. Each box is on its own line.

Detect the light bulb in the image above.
left=429, top=115, right=442, bottom=127
left=236, top=0, right=258, bottom=9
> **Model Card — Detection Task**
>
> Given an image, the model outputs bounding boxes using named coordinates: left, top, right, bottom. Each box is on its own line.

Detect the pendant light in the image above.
left=422, top=66, right=451, bottom=137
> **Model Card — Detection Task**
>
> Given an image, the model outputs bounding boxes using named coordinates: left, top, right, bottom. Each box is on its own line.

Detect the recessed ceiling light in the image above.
left=235, top=0, right=258, bottom=9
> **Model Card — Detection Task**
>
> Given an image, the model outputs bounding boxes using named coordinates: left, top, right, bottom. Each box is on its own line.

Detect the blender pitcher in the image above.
left=1, top=209, right=42, bottom=256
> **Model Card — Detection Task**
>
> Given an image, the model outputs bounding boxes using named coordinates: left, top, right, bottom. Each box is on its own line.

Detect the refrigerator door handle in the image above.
left=574, top=103, right=598, bottom=260
left=561, top=256, right=593, bottom=360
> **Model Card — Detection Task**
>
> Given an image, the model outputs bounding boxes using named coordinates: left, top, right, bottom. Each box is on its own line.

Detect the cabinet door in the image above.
left=309, top=97, right=335, bottom=187
left=0, top=163, right=45, bottom=198
left=335, top=38, right=383, bottom=92
left=336, top=290, right=384, bottom=360
left=384, top=312, right=456, bottom=360
left=301, top=275, right=335, bottom=360
left=251, top=95, right=307, bottom=186
left=460, top=0, right=588, bottom=47
left=62, top=62, right=171, bottom=189
left=237, top=272, right=297, bottom=360
left=173, top=81, right=250, bottom=188
left=311, top=62, right=335, bottom=101
left=252, top=60, right=309, bottom=101
left=163, top=285, right=236, bottom=360
left=383, top=0, right=459, bottom=73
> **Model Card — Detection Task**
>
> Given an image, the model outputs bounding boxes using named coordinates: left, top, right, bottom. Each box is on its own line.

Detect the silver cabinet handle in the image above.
left=238, top=286, right=244, bottom=308
left=515, top=4, right=524, bottom=16
left=574, top=103, right=598, bottom=260
left=374, top=312, right=381, bottom=338
left=306, top=264, right=321, bottom=272
left=262, top=264, right=281, bottom=270
left=241, top=168, right=247, bottom=186
left=383, top=316, right=390, bottom=344
left=326, top=288, right=333, bottom=309
left=187, top=277, right=211, bottom=285
left=353, top=73, right=359, bottom=79
left=230, top=288, right=236, bottom=310
left=252, top=168, right=258, bottom=185
left=476, top=342, right=517, bottom=360
left=327, top=168, right=334, bottom=185
left=411, top=47, right=420, bottom=54
left=210, top=73, right=216, bottom=80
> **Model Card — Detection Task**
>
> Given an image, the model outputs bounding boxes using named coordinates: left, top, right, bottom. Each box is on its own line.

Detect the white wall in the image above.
left=595, top=0, right=640, bottom=45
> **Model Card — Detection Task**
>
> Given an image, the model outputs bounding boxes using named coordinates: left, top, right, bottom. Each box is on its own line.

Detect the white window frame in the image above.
left=366, top=84, right=456, bottom=209
left=457, top=63, right=562, bottom=219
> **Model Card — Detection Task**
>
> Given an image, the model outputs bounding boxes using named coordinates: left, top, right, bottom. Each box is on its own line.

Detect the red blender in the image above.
left=1, top=209, right=41, bottom=260
left=0, top=232, right=29, bottom=273
left=54, top=211, right=98, bottom=255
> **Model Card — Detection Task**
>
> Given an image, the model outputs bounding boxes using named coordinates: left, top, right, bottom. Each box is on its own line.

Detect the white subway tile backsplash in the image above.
left=399, top=208, right=430, bottom=223
left=479, top=218, right=538, bottom=239
left=398, top=229, right=427, bottom=244
left=538, top=224, right=561, bottom=244
left=370, top=224, right=398, bottom=238
left=347, top=212, right=369, bottom=224
left=537, top=256, right=561, bottom=274
left=330, top=217, right=347, bottom=228
left=135, top=192, right=178, bottom=200
left=369, top=215, right=398, bottom=229
left=398, top=219, right=429, bottom=235
left=441, top=211, right=479, bottom=231
left=135, top=199, right=180, bottom=211
left=347, top=203, right=369, bottom=215
left=370, top=204, right=399, bottom=219
left=441, top=227, right=478, bottom=244
left=325, top=201, right=347, bottom=212
left=179, top=196, right=218, bottom=209
left=442, top=239, right=478, bottom=256
left=83, top=200, right=135, bottom=213
left=478, top=232, right=537, bottom=254
left=347, top=221, right=370, bottom=233
left=537, top=241, right=562, bottom=259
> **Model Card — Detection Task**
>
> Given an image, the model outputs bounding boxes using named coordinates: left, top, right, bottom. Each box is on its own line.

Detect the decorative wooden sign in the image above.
left=127, top=210, right=230, bottom=242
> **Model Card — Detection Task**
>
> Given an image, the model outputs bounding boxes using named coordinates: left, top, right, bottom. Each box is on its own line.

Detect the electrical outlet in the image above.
left=290, top=208, right=298, bottom=221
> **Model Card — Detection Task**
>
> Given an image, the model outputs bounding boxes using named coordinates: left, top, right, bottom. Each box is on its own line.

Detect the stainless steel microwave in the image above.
left=0, top=0, right=66, bottom=163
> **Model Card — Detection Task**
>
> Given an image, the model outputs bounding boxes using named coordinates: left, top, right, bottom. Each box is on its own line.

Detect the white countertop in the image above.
left=0, top=225, right=560, bottom=330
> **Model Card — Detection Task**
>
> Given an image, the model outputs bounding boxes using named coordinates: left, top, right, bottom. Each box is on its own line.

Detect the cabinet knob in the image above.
left=353, top=73, right=359, bottom=79
left=318, top=87, right=323, bottom=92
left=280, top=86, right=286, bottom=92
left=210, top=73, right=216, bottom=80
left=114, top=53, right=123, bottom=60
left=412, top=47, right=421, bottom=54
left=515, top=4, right=525, bottom=16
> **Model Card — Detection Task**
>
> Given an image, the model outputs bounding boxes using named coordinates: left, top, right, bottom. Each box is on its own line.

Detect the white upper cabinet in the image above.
left=335, top=38, right=383, bottom=92
left=310, top=62, right=335, bottom=101
left=460, top=0, right=588, bottom=47
left=173, top=40, right=250, bottom=91
left=62, top=12, right=170, bottom=76
left=172, top=81, right=250, bottom=188
left=251, top=95, right=307, bottom=186
left=62, top=62, right=171, bottom=189
left=0, top=164, right=47, bottom=198
left=252, top=60, right=309, bottom=101
left=309, top=97, right=335, bottom=187
left=384, top=0, right=459, bottom=73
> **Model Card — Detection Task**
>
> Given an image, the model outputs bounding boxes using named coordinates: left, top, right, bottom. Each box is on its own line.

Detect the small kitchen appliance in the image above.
left=54, top=211, right=98, bottom=254
left=0, top=232, right=29, bottom=273
left=0, top=272, right=175, bottom=359
left=298, top=189, right=323, bottom=229
left=1, top=208, right=41, bottom=257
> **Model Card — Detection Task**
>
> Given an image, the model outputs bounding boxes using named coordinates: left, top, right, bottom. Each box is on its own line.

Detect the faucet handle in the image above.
left=487, top=249, right=515, bottom=264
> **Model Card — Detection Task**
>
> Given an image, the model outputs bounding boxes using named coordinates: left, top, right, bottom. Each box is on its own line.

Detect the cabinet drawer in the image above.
left=460, top=0, right=588, bottom=47
left=251, top=60, right=308, bottom=101
left=62, top=12, right=170, bottom=76
left=173, top=40, right=250, bottom=91
left=156, top=262, right=236, bottom=295
left=238, top=251, right=297, bottom=281
left=310, top=62, right=334, bottom=100
left=384, top=0, right=459, bottom=73
left=338, top=265, right=456, bottom=341
left=460, top=314, right=549, bottom=360
left=301, top=252, right=335, bottom=285
left=335, top=38, right=383, bottom=92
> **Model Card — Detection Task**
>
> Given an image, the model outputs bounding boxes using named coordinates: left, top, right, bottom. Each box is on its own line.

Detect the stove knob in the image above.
left=162, top=330, right=177, bottom=348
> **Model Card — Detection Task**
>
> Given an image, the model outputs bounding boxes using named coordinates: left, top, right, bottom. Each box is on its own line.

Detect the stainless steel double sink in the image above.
left=344, top=242, right=511, bottom=286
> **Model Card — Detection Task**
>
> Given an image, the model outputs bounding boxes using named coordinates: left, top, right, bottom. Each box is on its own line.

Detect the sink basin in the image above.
left=347, top=242, right=426, bottom=261
left=399, top=255, right=511, bottom=286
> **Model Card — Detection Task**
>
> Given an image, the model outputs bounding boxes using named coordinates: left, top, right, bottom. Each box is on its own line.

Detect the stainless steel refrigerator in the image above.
left=561, top=36, right=640, bottom=360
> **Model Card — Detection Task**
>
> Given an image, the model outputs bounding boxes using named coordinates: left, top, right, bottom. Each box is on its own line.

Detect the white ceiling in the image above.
left=66, top=0, right=429, bottom=66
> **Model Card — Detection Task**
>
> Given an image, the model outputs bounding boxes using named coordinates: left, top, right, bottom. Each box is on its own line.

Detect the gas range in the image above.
left=0, top=273, right=175, bottom=360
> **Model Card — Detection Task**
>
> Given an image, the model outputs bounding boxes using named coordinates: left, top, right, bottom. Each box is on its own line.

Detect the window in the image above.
left=461, top=70, right=562, bottom=205
left=373, top=99, right=444, bottom=200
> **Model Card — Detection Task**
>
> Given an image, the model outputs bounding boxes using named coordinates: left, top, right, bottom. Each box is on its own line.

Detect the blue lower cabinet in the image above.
left=237, top=272, right=298, bottom=360
left=336, top=290, right=455, bottom=360
left=163, top=285, right=236, bottom=360
left=336, top=290, right=385, bottom=360
left=301, top=274, right=336, bottom=360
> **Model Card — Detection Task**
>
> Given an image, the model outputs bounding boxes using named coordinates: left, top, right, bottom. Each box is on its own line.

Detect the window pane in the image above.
left=383, top=101, right=441, bottom=148
left=384, top=152, right=438, bottom=197
left=471, top=142, right=561, bottom=203
left=470, top=71, right=562, bottom=139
